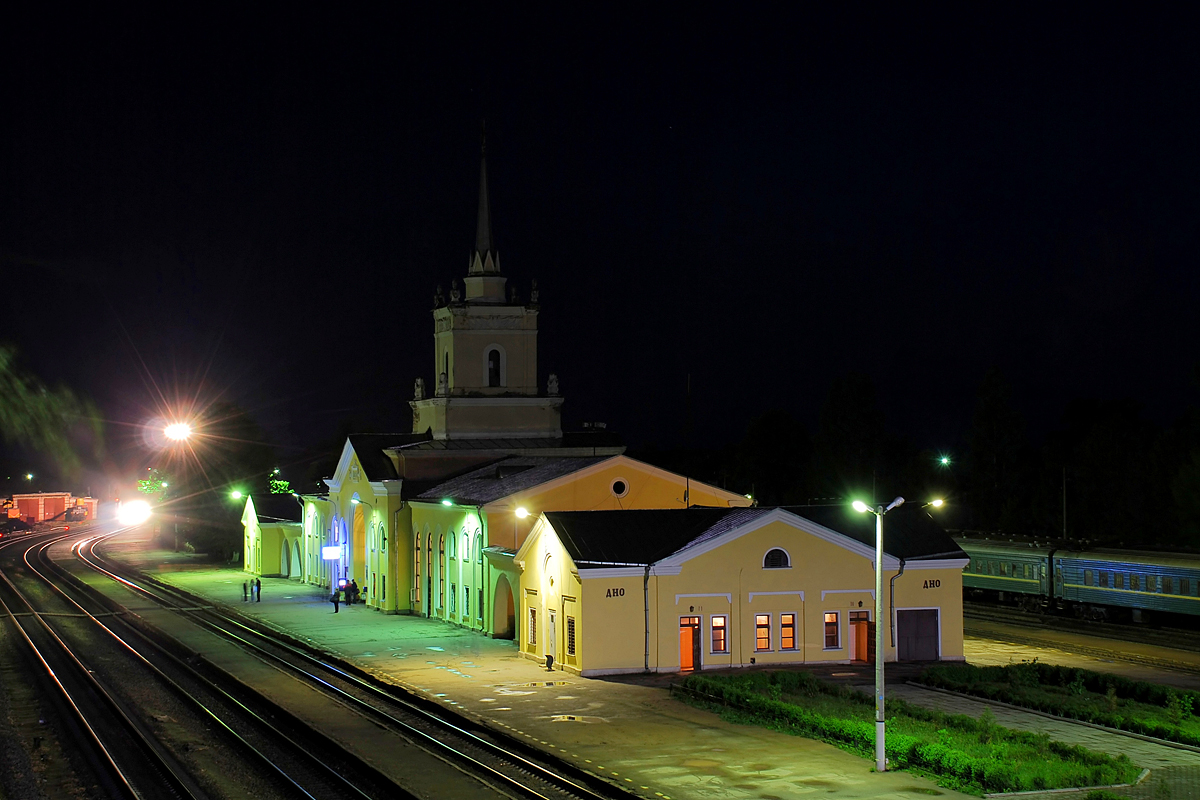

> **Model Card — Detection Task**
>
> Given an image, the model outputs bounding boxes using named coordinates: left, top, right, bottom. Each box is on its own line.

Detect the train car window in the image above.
left=1117, top=573, right=1125, bottom=589
left=1099, top=571, right=1109, bottom=588
left=1182, top=578, right=1191, bottom=596
left=1164, top=577, right=1174, bottom=595
left=1131, top=574, right=1140, bottom=591
left=1040, top=565, right=1047, bottom=579
left=1024, top=564, right=1032, bottom=579
left=1084, top=569, right=1093, bottom=586
left=989, top=561, right=996, bottom=575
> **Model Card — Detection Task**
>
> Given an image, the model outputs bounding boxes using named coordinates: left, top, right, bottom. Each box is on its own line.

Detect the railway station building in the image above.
left=515, top=505, right=969, bottom=675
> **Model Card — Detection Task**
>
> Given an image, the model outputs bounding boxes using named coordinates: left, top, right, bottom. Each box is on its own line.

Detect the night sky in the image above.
left=3, top=8, right=1198, bottom=491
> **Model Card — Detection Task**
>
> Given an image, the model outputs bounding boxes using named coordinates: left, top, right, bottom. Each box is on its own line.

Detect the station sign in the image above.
left=321, top=546, right=341, bottom=560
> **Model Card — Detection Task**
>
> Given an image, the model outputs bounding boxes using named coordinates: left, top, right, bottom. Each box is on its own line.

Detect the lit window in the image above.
left=824, top=612, right=839, bottom=649
left=567, top=617, right=577, bottom=656
left=763, top=548, right=789, bottom=569
left=711, top=616, right=727, bottom=653
left=781, top=613, right=796, bottom=650
left=755, top=615, right=770, bottom=651
left=528, top=608, right=537, bottom=645
left=1024, top=564, right=1032, bottom=579
left=1131, top=574, right=1141, bottom=591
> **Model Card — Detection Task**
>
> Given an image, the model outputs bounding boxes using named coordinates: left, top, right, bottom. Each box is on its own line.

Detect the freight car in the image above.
left=955, top=535, right=1200, bottom=624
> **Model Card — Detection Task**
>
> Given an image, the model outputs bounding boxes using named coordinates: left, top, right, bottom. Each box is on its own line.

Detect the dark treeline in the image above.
left=631, top=367, right=1200, bottom=550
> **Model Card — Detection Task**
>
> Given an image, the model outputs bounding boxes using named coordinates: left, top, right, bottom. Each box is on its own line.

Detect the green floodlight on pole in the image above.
left=938, top=455, right=951, bottom=466
left=441, top=498, right=453, bottom=506
left=230, top=490, right=243, bottom=500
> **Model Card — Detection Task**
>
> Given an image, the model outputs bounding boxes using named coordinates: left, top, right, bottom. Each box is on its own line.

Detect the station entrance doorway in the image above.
left=679, top=616, right=701, bottom=672
left=849, top=610, right=873, bottom=662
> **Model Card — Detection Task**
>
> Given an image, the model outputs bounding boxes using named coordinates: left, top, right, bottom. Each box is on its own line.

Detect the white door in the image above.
left=548, top=609, right=557, bottom=661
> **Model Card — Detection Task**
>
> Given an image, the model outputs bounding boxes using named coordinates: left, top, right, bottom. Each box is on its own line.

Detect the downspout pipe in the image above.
left=889, top=558, right=906, bottom=648
left=644, top=564, right=651, bottom=673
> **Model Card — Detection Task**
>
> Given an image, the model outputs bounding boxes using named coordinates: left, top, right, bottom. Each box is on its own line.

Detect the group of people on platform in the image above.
left=330, top=578, right=360, bottom=613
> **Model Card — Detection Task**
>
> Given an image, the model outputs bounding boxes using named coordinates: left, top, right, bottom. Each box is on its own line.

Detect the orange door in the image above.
left=679, top=616, right=701, bottom=671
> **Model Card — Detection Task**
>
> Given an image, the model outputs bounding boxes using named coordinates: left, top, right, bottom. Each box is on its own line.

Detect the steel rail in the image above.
left=28, top=536, right=369, bottom=800
left=81, top=531, right=635, bottom=800
left=0, top=531, right=181, bottom=800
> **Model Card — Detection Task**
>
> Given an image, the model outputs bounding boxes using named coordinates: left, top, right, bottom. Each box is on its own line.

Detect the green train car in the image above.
left=956, top=537, right=1052, bottom=611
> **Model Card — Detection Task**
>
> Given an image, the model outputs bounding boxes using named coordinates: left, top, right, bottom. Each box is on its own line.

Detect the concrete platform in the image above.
left=94, top=525, right=1183, bottom=800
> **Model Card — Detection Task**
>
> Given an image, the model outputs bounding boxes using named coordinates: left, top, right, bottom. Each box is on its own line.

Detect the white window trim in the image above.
left=754, top=613, right=772, bottom=652
left=779, top=611, right=799, bottom=651
left=710, top=614, right=729, bottom=654
left=823, top=611, right=841, bottom=650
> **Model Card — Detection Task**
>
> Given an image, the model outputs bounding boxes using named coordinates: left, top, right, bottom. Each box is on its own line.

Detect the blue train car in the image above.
left=955, top=537, right=1052, bottom=610
left=1055, top=549, right=1200, bottom=621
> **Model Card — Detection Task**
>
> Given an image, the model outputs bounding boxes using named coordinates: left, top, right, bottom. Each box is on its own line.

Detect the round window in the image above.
left=611, top=479, right=629, bottom=498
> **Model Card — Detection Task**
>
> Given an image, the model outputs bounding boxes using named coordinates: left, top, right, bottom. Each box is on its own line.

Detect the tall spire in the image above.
left=470, top=121, right=500, bottom=276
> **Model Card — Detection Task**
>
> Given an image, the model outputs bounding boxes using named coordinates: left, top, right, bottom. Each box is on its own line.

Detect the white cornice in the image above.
left=368, top=480, right=405, bottom=496
left=324, top=438, right=357, bottom=492
left=903, top=558, right=970, bottom=570
left=579, top=567, right=645, bottom=579
left=411, top=396, right=566, bottom=408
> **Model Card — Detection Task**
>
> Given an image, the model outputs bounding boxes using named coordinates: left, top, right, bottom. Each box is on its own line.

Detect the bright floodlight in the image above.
left=118, top=500, right=152, bottom=525
left=930, top=498, right=944, bottom=508
left=515, top=507, right=529, bottom=519
left=441, top=499, right=453, bottom=506
left=852, top=500, right=870, bottom=513
left=351, top=497, right=361, bottom=505
left=230, top=490, right=243, bottom=500
left=164, top=422, right=192, bottom=441
left=939, top=456, right=951, bottom=466
left=25, top=473, right=33, bottom=480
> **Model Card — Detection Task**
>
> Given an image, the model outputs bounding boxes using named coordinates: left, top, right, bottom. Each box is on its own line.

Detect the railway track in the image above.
left=68, top=527, right=638, bottom=800
left=964, top=601, right=1200, bottom=673
left=1, top=528, right=407, bottom=800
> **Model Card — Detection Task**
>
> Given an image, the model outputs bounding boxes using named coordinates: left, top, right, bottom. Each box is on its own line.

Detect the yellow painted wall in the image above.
left=409, top=503, right=488, bottom=630
left=521, top=512, right=966, bottom=676
left=486, top=458, right=751, bottom=551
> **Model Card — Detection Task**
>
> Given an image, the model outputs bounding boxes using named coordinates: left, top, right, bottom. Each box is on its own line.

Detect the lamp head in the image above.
left=930, top=498, right=944, bottom=508
left=441, top=498, right=453, bottom=506
left=230, top=490, right=243, bottom=500
left=885, top=497, right=905, bottom=512
left=515, top=507, right=529, bottom=519
left=852, top=500, right=870, bottom=513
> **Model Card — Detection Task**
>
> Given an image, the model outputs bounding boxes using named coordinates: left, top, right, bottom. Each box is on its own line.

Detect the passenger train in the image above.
left=954, top=534, right=1200, bottom=624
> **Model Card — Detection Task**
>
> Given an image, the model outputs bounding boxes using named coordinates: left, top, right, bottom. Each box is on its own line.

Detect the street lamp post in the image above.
left=853, top=496, right=944, bottom=773
left=853, top=496, right=904, bottom=772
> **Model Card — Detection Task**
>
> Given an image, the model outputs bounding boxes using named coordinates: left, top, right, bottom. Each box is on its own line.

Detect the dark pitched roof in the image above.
left=346, top=433, right=429, bottom=480
left=417, top=456, right=610, bottom=505
left=795, top=503, right=966, bottom=561
left=541, top=504, right=964, bottom=568
left=543, top=508, right=749, bottom=566
left=248, top=494, right=303, bottom=523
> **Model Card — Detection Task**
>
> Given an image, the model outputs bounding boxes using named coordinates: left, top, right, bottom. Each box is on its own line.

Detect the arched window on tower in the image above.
left=488, top=349, right=501, bottom=387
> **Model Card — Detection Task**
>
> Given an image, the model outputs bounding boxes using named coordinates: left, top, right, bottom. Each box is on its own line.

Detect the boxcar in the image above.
left=1055, top=549, right=1200, bottom=621
left=955, top=537, right=1052, bottom=610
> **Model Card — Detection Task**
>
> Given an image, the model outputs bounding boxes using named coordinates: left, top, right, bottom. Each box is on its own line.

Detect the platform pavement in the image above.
left=98, top=526, right=1190, bottom=800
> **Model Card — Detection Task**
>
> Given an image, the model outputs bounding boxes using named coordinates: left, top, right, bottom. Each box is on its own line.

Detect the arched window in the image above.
left=439, top=534, right=445, bottom=560
left=448, top=530, right=456, bottom=559
left=476, top=533, right=483, bottom=564
left=462, top=532, right=469, bottom=561
left=414, top=537, right=421, bottom=592
left=488, top=349, right=501, bottom=387
left=763, top=548, right=790, bottom=569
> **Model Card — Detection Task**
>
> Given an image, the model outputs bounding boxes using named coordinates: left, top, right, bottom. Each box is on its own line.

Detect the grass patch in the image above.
left=676, top=670, right=1139, bottom=796
left=919, top=660, right=1200, bottom=746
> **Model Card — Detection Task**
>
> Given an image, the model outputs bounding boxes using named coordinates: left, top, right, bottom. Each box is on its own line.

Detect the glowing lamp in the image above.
left=515, top=507, right=529, bottom=519
left=930, top=499, right=944, bottom=508
left=852, top=500, right=870, bottom=513
left=164, top=423, right=192, bottom=441
left=230, top=490, right=243, bottom=500
left=441, top=499, right=453, bottom=506
left=117, top=500, right=152, bottom=526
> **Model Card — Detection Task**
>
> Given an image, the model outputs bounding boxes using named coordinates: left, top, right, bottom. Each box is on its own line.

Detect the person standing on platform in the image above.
left=255, top=578, right=262, bottom=602
left=331, top=587, right=340, bottom=613
left=242, top=581, right=248, bottom=602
